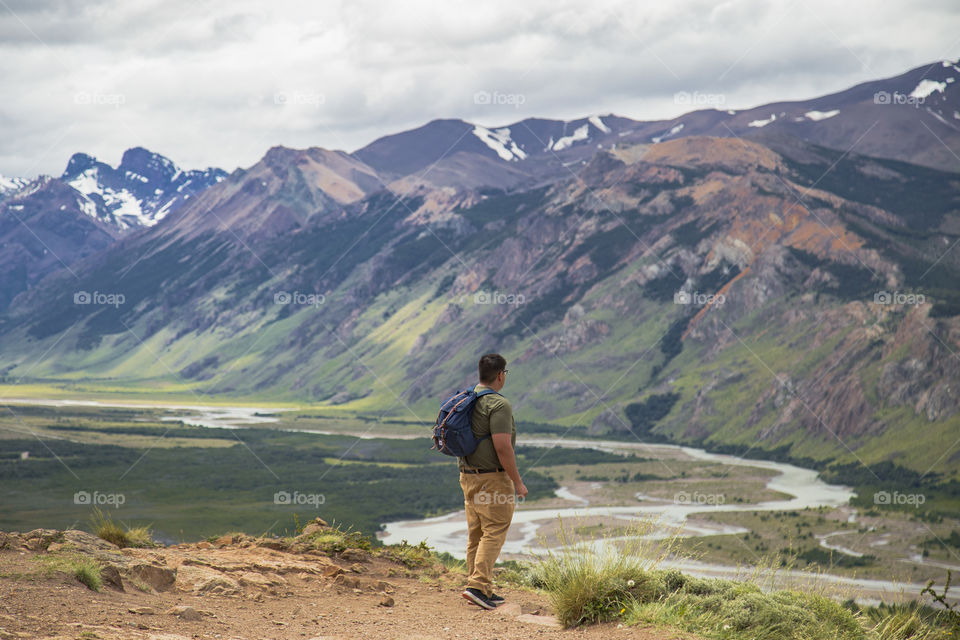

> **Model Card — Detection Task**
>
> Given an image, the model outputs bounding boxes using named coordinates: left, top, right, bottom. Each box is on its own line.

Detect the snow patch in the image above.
left=68, top=167, right=146, bottom=228
left=588, top=115, right=611, bottom=133
left=0, top=174, right=27, bottom=194
left=748, top=113, right=777, bottom=128
left=910, top=79, right=947, bottom=100
left=552, top=124, right=590, bottom=151
left=651, top=123, right=684, bottom=143
left=726, top=110, right=737, bottom=115
left=804, top=109, right=840, bottom=121
left=471, top=125, right=527, bottom=161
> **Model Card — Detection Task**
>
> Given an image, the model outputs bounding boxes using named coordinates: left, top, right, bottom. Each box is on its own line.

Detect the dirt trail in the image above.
left=0, top=524, right=697, bottom=640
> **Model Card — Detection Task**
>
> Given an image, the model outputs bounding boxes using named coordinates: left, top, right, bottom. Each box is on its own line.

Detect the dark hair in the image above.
left=478, top=353, right=507, bottom=384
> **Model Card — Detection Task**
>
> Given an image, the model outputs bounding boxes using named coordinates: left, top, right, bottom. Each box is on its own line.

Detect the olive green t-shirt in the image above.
left=459, top=384, right=516, bottom=471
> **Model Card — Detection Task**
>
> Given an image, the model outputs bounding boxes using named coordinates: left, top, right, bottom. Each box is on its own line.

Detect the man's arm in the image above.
left=492, top=433, right=528, bottom=498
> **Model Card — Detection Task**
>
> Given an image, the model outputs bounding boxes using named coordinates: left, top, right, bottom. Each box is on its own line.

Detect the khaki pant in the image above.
left=459, top=471, right=516, bottom=596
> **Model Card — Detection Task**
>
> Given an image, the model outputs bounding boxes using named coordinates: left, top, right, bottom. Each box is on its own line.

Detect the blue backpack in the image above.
left=431, top=388, right=500, bottom=457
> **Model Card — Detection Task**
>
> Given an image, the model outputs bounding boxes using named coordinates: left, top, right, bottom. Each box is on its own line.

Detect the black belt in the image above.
left=460, top=467, right=504, bottom=474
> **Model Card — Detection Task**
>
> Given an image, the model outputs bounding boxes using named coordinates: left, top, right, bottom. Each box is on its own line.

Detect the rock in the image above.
left=101, top=564, right=125, bottom=591
left=129, top=562, right=176, bottom=592
left=257, top=538, right=289, bottom=551
left=128, top=606, right=156, bottom=615
left=196, top=541, right=212, bottom=550
left=333, top=574, right=360, bottom=588
left=339, top=549, right=367, bottom=562
left=24, top=528, right=61, bottom=551
left=348, top=563, right=365, bottom=574
left=175, top=564, right=240, bottom=595
left=379, top=594, right=395, bottom=607
left=167, top=605, right=202, bottom=621
left=213, top=534, right=235, bottom=547
left=322, top=565, right=345, bottom=578
left=300, top=518, right=329, bottom=536
left=0, top=532, right=22, bottom=549
left=238, top=571, right=284, bottom=589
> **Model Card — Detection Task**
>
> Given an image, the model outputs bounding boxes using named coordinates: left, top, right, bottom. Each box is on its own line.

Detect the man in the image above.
left=459, top=353, right=528, bottom=610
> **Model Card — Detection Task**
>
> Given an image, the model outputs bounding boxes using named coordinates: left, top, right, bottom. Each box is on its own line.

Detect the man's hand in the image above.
left=515, top=482, right=529, bottom=499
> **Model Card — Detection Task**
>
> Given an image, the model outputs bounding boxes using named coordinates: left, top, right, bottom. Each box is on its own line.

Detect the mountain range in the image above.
left=1, top=59, right=958, bottom=483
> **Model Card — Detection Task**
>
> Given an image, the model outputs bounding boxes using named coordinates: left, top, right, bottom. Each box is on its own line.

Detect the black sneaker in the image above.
left=489, top=593, right=505, bottom=603
left=462, top=588, right=497, bottom=610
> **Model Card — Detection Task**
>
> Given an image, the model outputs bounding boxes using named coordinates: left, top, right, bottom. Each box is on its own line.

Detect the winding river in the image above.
left=7, top=399, right=952, bottom=604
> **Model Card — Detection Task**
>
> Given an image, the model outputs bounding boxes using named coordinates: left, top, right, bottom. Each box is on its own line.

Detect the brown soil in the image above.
left=0, top=526, right=700, bottom=640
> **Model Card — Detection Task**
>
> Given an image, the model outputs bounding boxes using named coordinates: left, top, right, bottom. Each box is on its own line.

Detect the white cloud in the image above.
left=0, top=0, right=958, bottom=176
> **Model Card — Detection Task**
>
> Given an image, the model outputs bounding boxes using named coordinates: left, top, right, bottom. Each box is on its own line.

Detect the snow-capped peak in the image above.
left=60, top=148, right=227, bottom=231
left=0, top=173, right=27, bottom=195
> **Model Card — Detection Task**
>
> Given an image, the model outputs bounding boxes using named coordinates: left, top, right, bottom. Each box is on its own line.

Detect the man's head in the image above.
left=478, top=353, right=508, bottom=391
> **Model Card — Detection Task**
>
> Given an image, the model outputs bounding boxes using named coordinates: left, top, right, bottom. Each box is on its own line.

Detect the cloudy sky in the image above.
left=1, top=0, right=958, bottom=177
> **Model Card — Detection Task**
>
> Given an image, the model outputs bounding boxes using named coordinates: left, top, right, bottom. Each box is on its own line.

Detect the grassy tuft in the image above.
left=90, top=508, right=155, bottom=548
left=297, top=523, right=372, bottom=554
left=522, top=517, right=957, bottom=639
left=377, top=539, right=434, bottom=568
left=39, top=554, right=102, bottom=591
left=525, top=518, right=683, bottom=627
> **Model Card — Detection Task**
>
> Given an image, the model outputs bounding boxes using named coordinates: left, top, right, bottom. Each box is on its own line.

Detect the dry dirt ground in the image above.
left=0, top=524, right=699, bottom=640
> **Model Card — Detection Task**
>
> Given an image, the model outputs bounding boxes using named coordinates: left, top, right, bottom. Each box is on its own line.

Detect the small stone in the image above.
left=177, top=606, right=202, bottom=621
left=348, top=563, right=365, bottom=574
left=322, top=565, right=345, bottom=578
left=379, top=594, right=395, bottom=607
left=128, top=606, right=156, bottom=615
left=196, top=541, right=212, bottom=550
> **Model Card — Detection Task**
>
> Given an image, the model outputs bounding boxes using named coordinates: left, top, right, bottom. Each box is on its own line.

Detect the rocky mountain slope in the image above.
left=0, top=148, right=226, bottom=313
left=1, top=60, right=958, bottom=483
